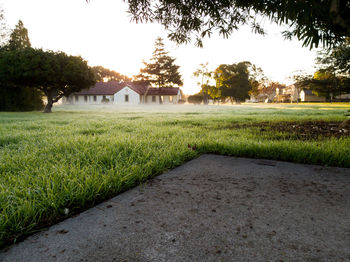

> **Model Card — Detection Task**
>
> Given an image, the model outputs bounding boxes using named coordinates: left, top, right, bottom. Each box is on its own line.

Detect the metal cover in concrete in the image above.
left=1, top=155, right=350, bottom=261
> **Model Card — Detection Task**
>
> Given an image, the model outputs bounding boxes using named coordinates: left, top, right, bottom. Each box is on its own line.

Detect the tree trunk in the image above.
left=44, top=99, right=53, bottom=113
left=203, top=92, right=208, bottom=105
left=43, top=90, right=63, bottom=113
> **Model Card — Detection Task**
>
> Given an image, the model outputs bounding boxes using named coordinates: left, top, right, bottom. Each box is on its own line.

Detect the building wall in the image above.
left=145, top=94, right=180, bottom=104
left=161, top=95, right=178, bottom=104
left=114, top=87, right=140, bottom=104
left=63, top=89, right=182, bottom=105
left=300, top=91, right=326, bottom=102
left=286, top=85, right=299, bottom=102
left=305, top=95, right=326, bottom=102
left=175, top=91, right=181, bottom=103
left=64, top=95, right=114, bottom=104
left=162, top=95, right=171, bottom=104
left=300, top=91, right=306, bottom=102
left=336, top=93, right=350, bottom=99
left=145, top=95, right=160, bottom=104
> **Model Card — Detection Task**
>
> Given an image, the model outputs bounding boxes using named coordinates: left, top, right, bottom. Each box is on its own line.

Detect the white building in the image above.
left=299, top=89, right=326, bottom=102
left=63, top=81, right=182, bottom=105
left=335, top=93, right=350, bottom=100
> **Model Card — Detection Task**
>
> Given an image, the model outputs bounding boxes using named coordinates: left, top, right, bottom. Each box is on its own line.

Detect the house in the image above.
left=284, top=85, right=299, bottom=102
left=299, top=89, right=326, bottom=102
left=335, top=93, right=350, bottom=101
left=270, top=83, right=291, bottom=102
left=275, top=86, right=290, bottom=102
left=63, top=81, right=182, bottom=105
left=273, top=84, right=301, bottom=103
left=248, top=85, right=276, bottom=103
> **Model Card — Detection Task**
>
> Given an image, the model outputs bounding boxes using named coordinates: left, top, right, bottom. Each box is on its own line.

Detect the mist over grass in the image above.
left=1, top=103, right=350, bottom=246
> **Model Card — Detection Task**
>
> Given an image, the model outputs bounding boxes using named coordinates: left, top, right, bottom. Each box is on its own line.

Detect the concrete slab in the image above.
left=1, top=155, right=350, bottom=262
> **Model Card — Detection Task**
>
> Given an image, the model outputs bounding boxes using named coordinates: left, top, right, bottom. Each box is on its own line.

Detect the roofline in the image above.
left=124, top=84, right=144, bottom=95
left=74, top=85, right=181, bottom=96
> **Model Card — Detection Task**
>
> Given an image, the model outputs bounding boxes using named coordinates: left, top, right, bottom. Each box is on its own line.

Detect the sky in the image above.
left=1, top=0, right=319, bottom=94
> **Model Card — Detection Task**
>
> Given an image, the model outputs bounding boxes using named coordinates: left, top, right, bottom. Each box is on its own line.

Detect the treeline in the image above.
left=293, top=39, right=350, bottom=101
left=190, top=61, right=266, bottom=104
left=0, top=10, right=130, bottom=112
left=190, top=39, right=350, bottom=104
left=92, top=66, right=131, bottom=83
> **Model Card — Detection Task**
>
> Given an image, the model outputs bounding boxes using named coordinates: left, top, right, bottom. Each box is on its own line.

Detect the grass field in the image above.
left=1, top=103, right=350, bottom=246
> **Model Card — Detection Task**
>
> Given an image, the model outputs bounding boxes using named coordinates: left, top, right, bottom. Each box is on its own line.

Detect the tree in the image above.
left=187, top=94, right=203, bottom=104
left=317, top=38, right=350, bottom=75
left=311, top=70, right=339, bottom=100
left=248, top=64, right=267, bottom=85
left=310, top=70, right=350, bottom=100
left=290, top=70, right=314, bottom=103
left=214, top=62, right=252, bottom=103
left=248, top=80, right=261, bottom=99
left=260, top=82, right=281, bottom=102
left=7, top=20, right=31, bottom=50
left=316, top=37, right=350, bottom=127
left=136, top=37, right=183, bottom=88
left=0, top=7, right=9, bottom=47
left=0, top=83, right=43, bottom=111
left=0, top=48, right=96, bottom=113
left=206, top=84, right=221, bottom=103
left=126, top=0, right=350, bottom=48
left=193, top=63, right=212, bottom=104
left=294, top=70, right=350, bottom=101
left=298, top=39, right=350, bottom=100
left=0, top=19, right=44, bottom=111
left=92, top=65, right=131, bottom=82
left=247, top=64, right=267, bottom=100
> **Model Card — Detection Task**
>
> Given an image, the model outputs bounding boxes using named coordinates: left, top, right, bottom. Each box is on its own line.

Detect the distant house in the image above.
left=335, top=93, right=350, bottom=101
left=275, top=86, right=290, bottom=102
left=249, top=92, right=274, bottom=103
left=63, top=81, right=182, bottom=105
left=273, top=84, right=299, bottom=103
left=248, top=85, right=276, bottom=103
left=299, top=89, right=326, bottom=102
left=284, top=85, right=299, bottom=102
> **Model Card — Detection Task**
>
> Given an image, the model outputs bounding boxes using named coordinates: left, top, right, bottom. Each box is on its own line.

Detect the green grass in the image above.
left=1, top=103, right=350, bottom=246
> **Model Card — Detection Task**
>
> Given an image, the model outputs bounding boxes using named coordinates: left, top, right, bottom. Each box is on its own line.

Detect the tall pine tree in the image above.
left=8, top=20, right=31, bottom=50
left=136, top=37, right=183, bottom=88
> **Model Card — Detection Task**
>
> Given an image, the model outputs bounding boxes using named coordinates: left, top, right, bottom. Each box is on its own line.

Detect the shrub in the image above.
left=0, top=84, right=44, bottom=111
left=187, top=95, right=203, bottom=104
left=101, top=97, right=110, bottom=103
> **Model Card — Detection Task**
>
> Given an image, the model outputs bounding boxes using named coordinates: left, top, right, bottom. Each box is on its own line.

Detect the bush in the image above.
left=178, top=99, right=186, bottom=104
left=101, top=97, right=110, bottom=103
left=187, top=95, right=203, bottom=104
left=0, top=85, right=44, bottom=111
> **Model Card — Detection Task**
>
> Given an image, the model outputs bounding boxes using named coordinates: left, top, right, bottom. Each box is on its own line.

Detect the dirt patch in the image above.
left=227, top=121, right=350, bottom=139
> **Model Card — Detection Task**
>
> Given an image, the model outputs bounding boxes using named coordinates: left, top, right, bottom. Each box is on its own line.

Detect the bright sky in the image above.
left=1, top=0, right=319, bottom=94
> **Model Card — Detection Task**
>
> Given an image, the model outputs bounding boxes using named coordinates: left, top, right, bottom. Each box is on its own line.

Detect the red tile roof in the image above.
left=128, top=84, right=149, bottom=95
left=75, top=82, right=179, bottom=96
left=75, top=81, right=125, bottom=95
left=146, top=87, right=179, bottom=95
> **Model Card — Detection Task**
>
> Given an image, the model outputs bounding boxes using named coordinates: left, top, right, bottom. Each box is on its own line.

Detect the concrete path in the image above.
left=1, top=155, right=350, bottom=262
